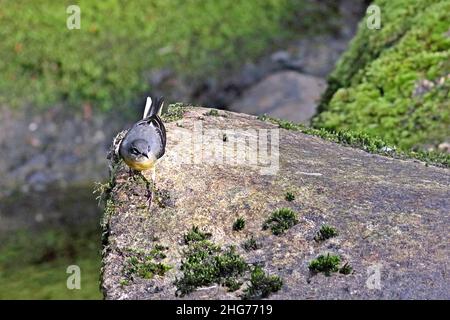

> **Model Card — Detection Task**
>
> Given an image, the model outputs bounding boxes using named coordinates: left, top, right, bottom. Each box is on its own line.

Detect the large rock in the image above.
left=231, top=71, right=326, bottom=124
left=101, top=107, right=449, bottom=300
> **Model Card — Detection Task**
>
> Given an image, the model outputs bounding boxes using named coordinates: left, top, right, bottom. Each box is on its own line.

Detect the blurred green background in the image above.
left=0, top=0, right=336, bottom=110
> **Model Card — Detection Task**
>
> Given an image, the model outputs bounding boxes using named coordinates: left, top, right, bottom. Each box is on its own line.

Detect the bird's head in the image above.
left=122, top=139, right=157, bottom=170
left=129, top=139, right=150, bottom=159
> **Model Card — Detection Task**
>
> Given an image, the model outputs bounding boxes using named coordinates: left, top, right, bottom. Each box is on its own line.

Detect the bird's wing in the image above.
left=135, top=115, right=166, bottom=159
left=143, top=96, right=164, bottom=119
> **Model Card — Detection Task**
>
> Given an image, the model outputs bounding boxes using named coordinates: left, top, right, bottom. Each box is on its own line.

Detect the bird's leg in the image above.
left=145, top=179, right=152, bottom=209
left=137, top=168, right=155, bottom=209
left=128, top=167, right=134, bottom=178
left=151, top=166, right=156, bottom=186
left=146, top=167, right=157, bottom=208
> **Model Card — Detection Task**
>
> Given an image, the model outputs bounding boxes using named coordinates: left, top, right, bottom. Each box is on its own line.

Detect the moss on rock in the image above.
left=308, top=253, right=341, bottom=276
left=175, top=240, right=248, bottom=296
left=183, top=226, right=212, bottom=244
left=258, top=114, right=450, bottom=167
left=314, top=225, right=338, bottom=242
left=232, top=217, right=246, bottom=231
left=122, top=246, right=172, bottom=282
left=242, top=266, right=283, bottom=300
left=161, top=103, right=187, bottom=122
left=314, top=0, right=450, bottom=152
left=262, top=208, right=299, bottom=235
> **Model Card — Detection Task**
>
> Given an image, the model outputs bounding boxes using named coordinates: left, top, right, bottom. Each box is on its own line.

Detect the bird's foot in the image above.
left=136, top=171, right=153, bottom=210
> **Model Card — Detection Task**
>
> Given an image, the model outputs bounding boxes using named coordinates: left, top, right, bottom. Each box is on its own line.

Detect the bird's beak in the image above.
left=145, top=152, right=150, bottom=159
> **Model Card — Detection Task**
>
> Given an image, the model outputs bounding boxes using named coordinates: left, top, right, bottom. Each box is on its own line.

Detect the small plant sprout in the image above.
left=285, top=191, right=295, bottom=201
left=122, top=246, right=172, bottom=281
left=93, top=181, right=113, bottom=206
left=262, top=208, right=298, bottom=235
left=183, top=226, right=212, bottom=244
left=242, top=236, right=260, bottom=251
left=233, top=217, right=245, bottom=231
left=174, top=243, right=248, bottom=296
left=242, top=266, right=283, bottom=299
left=308, top=253, right=341, bottom=276
left=224, top=278, right=242, bottom=292
left=205, top=109, right=219, bottom=116
left=339, top=262, right=353, bottom=275
left=314, top=224, right=338, bottom=242
left=161, top=103, right=185, bottom=122
left=119, top=279, right=129, bottom=286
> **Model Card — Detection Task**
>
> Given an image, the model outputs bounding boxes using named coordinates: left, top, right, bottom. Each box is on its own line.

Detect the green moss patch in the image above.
left=308, top=253, right=352, bottom=277
left=205, top=109, right=220, bottom=117
left=124, top=257, right=171, bottom=280
left=285, top=191, right=295, bottom=201
left=262, top=208, right=299, bottom=235
left=184, top=226, right=212, bottom=244
left=175, top=241, right=248, bottom=296
left=122, top=246, right=172, bottom=282
left=93, top=181, right=114, bottom=206
left=308, top=253, right=340, bottom=276
left=161, top=103, right=187, bottom=122
left=314, top=0, right=450, bottom=152
left=233, top=217, right=246, bottom=231
left=242, top=266, right=283, bottom=300
left=242, top=236, right=261, bottom=252
left=224, top=278, right=243, bottom=292
left=176, top=227, right=282, bottom=298
left=339, top=262, right=353, bottom=275
left=314, top=225, right=338, bottom=242
left=258, top=114, right=450, bottom=168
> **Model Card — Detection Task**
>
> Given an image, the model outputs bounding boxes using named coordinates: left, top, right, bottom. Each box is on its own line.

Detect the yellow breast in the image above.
left=123, top=158, right=156, bottom=171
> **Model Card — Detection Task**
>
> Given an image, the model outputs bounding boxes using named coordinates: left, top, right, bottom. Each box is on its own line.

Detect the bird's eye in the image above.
left=130, top=147, right=139, bottom=155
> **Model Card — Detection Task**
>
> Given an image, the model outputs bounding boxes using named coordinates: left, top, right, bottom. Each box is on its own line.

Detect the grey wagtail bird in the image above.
left=119, top=96, right=166, bottom=175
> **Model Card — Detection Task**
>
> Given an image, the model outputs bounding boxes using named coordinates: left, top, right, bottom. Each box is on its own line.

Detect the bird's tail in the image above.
left=143, top=96, right=164, bottom=119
